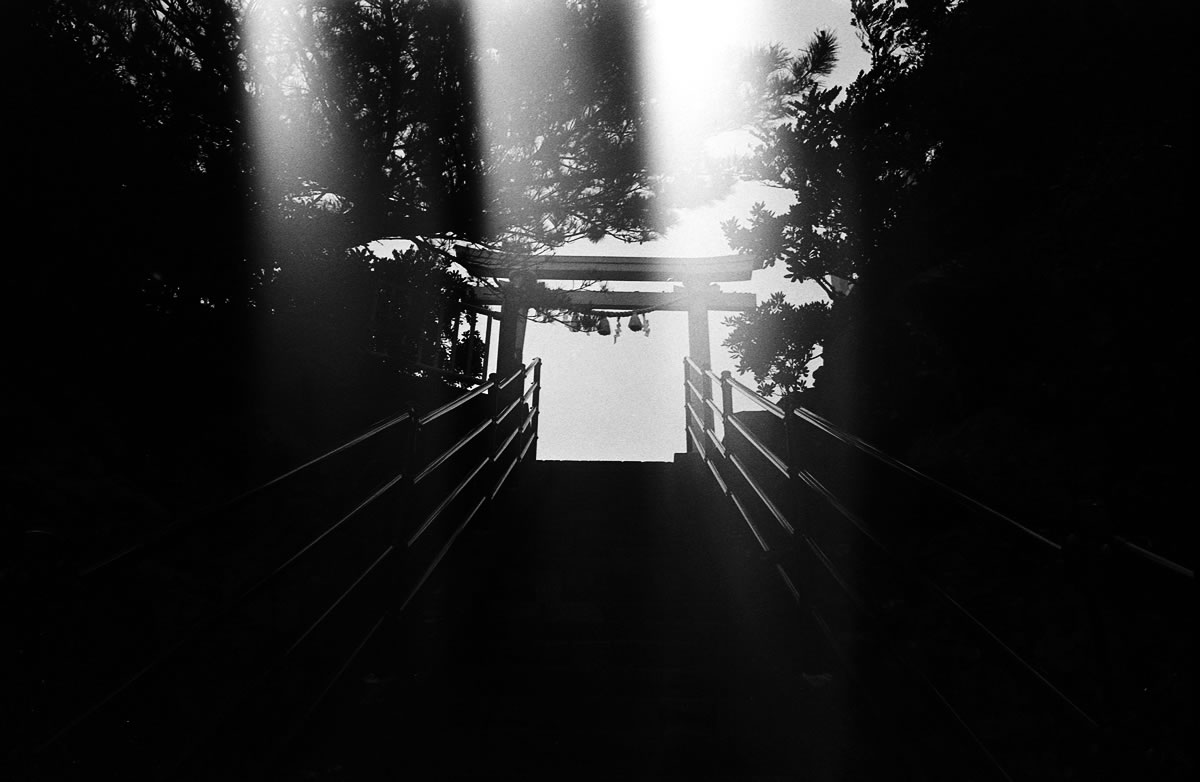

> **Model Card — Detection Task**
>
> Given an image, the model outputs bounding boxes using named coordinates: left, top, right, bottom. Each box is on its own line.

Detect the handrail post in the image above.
left=529, top=360, right=541, bottom=461
left=487, top=372, right=503, bottom=458
left=717, top=370, right=735, bottom=475
left=474, top=372, right=504, bottom=525
left=683, top=357, right=695, bottom=453
left=720, top=370, right=734, bottom=429
left=700, top=364, right=715, bottom=440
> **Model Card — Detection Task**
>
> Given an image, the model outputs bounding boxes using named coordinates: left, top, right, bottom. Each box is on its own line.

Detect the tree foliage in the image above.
left=720, top=0, right=1190, bottom=422
left=722, top=29, right=852, bottom=300
left=720, top=0, right=1190, bottom=556
left=719, top=29, right=848, bottom=397
left=723, top=293, right=830, bottom=400
left=721, top=0, right=1190, bottom=543
left=366, top=246, right=476, bottom=369
left=18, top=0, right=666, bottom=327
left=468, top=0, right=656, bottom=249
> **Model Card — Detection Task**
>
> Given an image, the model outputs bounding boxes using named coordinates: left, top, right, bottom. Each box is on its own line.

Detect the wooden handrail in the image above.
left=704, top=426, right=728, bottom=459
left=1113, top=536, right=1193, bottom=579
left=721, top=373, right=785, bottom=419
left=414, top=418, right=493, bottom=484
left=79, top=408, right=416, bottom=578
left=419, top=379, right=496, bottom=426
left=683, top=361, right=1114, bottom=767
left=727, top=452, right=792, bottom=535
left=39, top=358, right=544, bottom=770
left=725, top=414, right=789, bottom=478
left=496, top=361, right=530, bottom=391
left=495, top=394, right=524, bottom=426
left=789, top=405, right=1062, bottom=552
left=493, top=421, right=522, bottom=461
left=407, top=457, right=491, bottom=547
left=491, top=428, right=534, bottom=500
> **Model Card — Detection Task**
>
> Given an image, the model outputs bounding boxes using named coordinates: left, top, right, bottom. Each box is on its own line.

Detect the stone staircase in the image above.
left=280, top=458, right=892, bottom=779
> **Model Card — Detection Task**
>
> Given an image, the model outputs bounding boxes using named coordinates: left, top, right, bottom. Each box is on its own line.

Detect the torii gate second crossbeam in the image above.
left=456, top=248, right=760, bottom=378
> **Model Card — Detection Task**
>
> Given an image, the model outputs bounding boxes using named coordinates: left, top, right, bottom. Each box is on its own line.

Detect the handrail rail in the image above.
left=81, top=358, right=535, bottom=580
left=35, top=358, right=544, bottom=771
left=790, top=401, right=1189, bottom=578
left=1113, top=535, right=1193, bottom=579
left=413, top=418, right=493, bottom=485
left=790, top=405, right=1063, bottom=552
left=727, top=451, right=792, bottom=535
left=682, top=359, right=1188, bottom=778
left=419, top=378, right=496, bottom=426
left=407, top=457, right=492, bottom=547
left=690, top=362, right=1191, bottom=580
left=704, top=426, right=728, bottom=459
left=795, top=461, right=1101, bottom=728
left=495, top=394, right=525, bottom=426
left=79, top=408, right=415, bottom=578
left=722, top=372, right=785, bottom=419
left=494, top=421, right=522, bottom=460
left=520, top=403, right=538, bottom=433
left=685, top=399, right=708, bottom=441
left=228, top=410, right=413, bottom=505
left=206, top=363, right=543, bottom=775
left=725, top=414, right=789, bottom=478
left=34, top=464, right=412, bottom=755
left=497, top=360, right=534, bottom=391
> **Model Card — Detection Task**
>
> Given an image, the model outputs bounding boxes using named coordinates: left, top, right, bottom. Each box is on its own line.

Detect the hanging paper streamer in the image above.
left=628, top=312, right=643, bottom=332
left=568, top=312, right=581, bottom=332
left=614, top=317, right=622, bottom=343
left=643, top=312, right=650, bottom=336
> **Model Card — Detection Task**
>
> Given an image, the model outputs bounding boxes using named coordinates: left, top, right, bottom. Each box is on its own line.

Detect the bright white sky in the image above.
left=511, top=1, right=870, bottom=462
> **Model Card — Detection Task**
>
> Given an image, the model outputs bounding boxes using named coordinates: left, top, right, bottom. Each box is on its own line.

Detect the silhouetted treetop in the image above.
left=721, top=0, right=1190, bottom=542
left=18, top=0, right=675, bottom=320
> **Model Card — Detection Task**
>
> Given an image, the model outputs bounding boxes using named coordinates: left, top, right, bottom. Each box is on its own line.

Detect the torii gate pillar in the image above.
left=495, top=272, right=534, bottom=380
left=685, top=280, right=713, bottom=371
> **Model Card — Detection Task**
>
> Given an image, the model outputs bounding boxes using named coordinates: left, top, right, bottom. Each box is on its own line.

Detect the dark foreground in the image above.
left=275, top=459, right=887, bottom=780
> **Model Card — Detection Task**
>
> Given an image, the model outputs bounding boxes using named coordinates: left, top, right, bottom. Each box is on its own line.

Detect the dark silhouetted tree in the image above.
left=721, top=0, right=1191, bottom=541
left=723, top=293, right=830, bottom=400
left=17, top=1, right=670, bottom=324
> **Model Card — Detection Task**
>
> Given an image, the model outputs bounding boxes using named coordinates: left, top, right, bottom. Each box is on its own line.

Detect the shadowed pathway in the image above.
left=279, top=458, right=892, bottom=779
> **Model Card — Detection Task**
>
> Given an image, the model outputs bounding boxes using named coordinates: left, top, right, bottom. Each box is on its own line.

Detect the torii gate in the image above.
left=455, top=248, right=759, bottom=379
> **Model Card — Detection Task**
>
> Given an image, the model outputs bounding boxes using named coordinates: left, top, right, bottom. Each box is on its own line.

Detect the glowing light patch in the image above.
left=640, top=0, right=762, bottom=219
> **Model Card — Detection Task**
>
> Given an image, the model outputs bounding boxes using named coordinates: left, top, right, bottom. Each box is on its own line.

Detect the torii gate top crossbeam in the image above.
left=456, top=247, right=759, bottom=283
left=467, top=287, right=755, bottom=312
